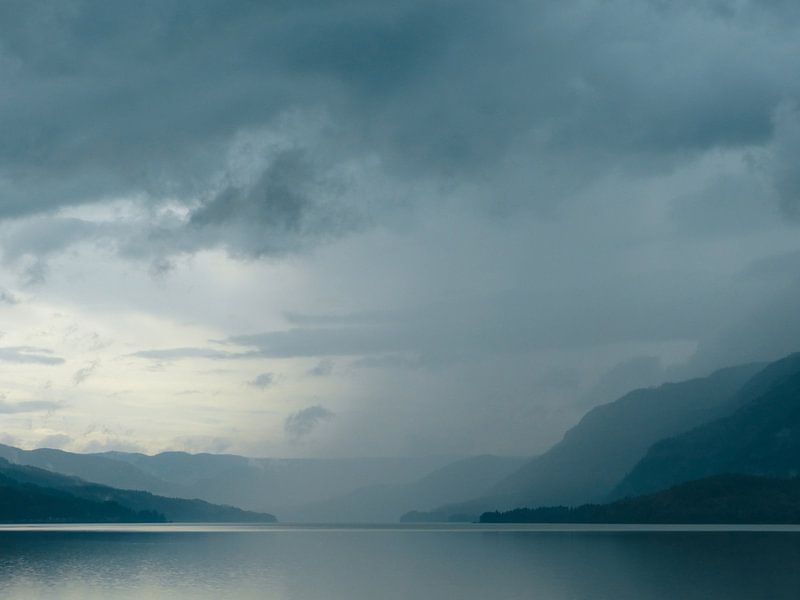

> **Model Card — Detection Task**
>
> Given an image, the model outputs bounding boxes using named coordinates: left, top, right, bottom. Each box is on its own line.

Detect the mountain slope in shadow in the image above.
left=0, top=471, right=163, bottom=524
left=0, top=458, right=275, bottom=523
left=412, top=362, right=764, bottom=520
left=614, top=353, right=800, bottom=499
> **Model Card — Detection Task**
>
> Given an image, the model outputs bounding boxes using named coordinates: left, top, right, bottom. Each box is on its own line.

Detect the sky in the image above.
left=1, top=0, right=800, bottom=458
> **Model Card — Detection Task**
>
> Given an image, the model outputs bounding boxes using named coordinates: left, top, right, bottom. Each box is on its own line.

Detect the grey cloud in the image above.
left=770, top=103, right=800, bottom=217
left=0, top=289, right=19, bottom=305
left=128, top=277, right=729, bottom=368
left=307, top=360, right=334, bottom=377
left=0, top=346, right=64, bottom=365
left=284, top=311, right=399, bottom=327
left=0, top=399, right=61, bottom=414
left=230, top=328, right=400, bottom=358
left=738, top=250, right=800, bottom=281
left=248, top=372, right=275, bottom=389
left=580, top=356, right=665, bottom=407
left=350, top=354, right=422, bottom=370
left=669, top=174, right=780, bottom=238
left=690, top=277, right=800, bottom=372
left=534, top=367, right=582, bottom=394
left=2, top=0, right=800, bottom=458
left=131, top=347, right=238, bottom=361
left=186, top=150, right=363, bottom=257
left=284, top=405, right=334, bottom=438
left=227, top=288, right=720, bottom=361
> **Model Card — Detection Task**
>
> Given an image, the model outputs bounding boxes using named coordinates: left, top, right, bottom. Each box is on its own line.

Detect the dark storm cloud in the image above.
left=0, top=0, right=798, bottom=263
left=3, top=1, right=800, bottom=458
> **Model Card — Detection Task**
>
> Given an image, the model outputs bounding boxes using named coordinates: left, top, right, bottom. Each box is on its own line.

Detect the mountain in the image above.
left=413, top=362, right=764, bottom=520
left=481, top=474, right=800, bottom=524
left=0, top=458, right=275, bottom=522
left=614, top=352, right=800, bottom=498
left=280, top=455, right=526, bottom=523
left=0, top=443, right=456, bottom=515
left=0, top=444, right=178, bottom=495
left=97, top=452, right=458, bottom=514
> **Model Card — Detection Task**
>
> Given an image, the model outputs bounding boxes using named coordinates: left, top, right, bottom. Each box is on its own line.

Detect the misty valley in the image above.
left=3, top=352, right=800, bottom=597
left=3, top=352, right=800, bottom=527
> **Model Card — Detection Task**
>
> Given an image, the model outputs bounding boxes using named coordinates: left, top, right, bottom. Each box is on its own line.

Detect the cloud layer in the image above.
left=0, top=1, right=798, bottom=456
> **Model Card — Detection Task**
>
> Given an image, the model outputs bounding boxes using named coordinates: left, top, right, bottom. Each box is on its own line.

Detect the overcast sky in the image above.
left=0, top=0, right=799, bottom=457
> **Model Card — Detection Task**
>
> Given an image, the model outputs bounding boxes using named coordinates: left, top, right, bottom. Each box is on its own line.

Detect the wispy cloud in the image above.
left=131, top=347, right=239, bottom=361
left=0, top=347, right=64, bottom=365
left=0, top=399, right=62, bottom=414
left=73, top=360, right=100, bottom=385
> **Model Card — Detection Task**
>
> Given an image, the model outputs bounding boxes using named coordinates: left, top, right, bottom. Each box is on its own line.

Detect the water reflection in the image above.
left=0, top=527, right=798, bottom=599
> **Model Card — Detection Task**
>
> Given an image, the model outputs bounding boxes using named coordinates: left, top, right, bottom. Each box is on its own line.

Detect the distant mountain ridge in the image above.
left=96, top=452, right=459, bottom=515
left=0, top=444, right=177, bottom=495
left=410, top=362, right=764, bottom=520
left=0, top=443, right=460, bottom=518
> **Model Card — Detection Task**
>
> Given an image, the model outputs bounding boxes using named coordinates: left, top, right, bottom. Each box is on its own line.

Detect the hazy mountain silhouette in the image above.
left=0, top=458, right=275, bottom=522
left=0, top=444, right=458, bottom=515
left=0, top=444, right=178, bottom=495
left=481, top=474, right=800, bottom=524
left=97, top=452, right=458, bottom=514
left=614, top=353, right=800, bottom=498
left=410, top=362, right=764, bottom=520
left=279, top=455, right=526, bottom=523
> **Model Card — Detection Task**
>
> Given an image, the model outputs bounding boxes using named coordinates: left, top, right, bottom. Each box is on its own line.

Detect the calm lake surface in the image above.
left=0, top=524, right=798, bottom=599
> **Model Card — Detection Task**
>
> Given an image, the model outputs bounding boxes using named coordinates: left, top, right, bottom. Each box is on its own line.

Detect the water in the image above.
left=0, top=524, right=798, bottom=599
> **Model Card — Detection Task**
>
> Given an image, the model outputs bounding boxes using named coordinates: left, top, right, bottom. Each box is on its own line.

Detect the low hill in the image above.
left=481, top=474, right=800, bottom=524
left=0, top=458, right=275, bottom=523
left=0, top=472, right=164, bottom=523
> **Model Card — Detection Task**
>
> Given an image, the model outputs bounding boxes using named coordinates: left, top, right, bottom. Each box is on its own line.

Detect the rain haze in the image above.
left=1, top=0, right=800, bottom=461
